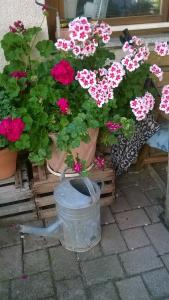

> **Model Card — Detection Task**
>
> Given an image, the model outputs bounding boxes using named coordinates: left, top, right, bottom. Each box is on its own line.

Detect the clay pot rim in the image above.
left=0, top=147, right=16, bottom=154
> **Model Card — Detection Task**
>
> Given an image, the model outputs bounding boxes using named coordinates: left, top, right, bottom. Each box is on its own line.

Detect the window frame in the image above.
left=45, top=0, right=169, bottom=40
left=59, top=0, right=169, bottom=23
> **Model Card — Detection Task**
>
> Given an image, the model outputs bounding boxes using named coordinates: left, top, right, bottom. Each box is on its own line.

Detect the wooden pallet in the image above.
left=0, top=159, right=36, bottom=224
left=32, top=163, right=115, bottom=220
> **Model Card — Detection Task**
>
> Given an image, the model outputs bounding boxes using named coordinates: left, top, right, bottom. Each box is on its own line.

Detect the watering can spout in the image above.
left=20, top=218, right=62, bottom=237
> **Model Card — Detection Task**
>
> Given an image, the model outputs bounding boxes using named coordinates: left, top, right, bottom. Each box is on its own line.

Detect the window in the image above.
left=45, top=0, right=169, bottom=40
left=61, top=0, right=168, bottom=24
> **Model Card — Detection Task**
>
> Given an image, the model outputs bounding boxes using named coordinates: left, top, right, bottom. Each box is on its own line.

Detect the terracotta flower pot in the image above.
left=0, top=148, right=17, bottom=180
left=47, top=128, right=99, bottom=175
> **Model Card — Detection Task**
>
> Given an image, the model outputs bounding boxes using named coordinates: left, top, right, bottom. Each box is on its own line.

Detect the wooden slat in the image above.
left=0, top=182, right=32, bottom=204
left=33, top=167, right=115, bottom=194
left=156, top=71, right=169, bottom=87
left=38, top=207, right=57, bottom=219
left=0, top=201, right=35, bottom=217
left=143, top=156, right=168, bottom=165
left=35, top=191, right=113, bottom=208
left=35, top=182, right=115, bottom=208
left=0, top=176, right=15, bottom=186
left=33, top=177, right=113, bottom=194
left=148, top=165, right=166, bottom=194
left=37, top=195, right=114, bottom=220
left=0, top=212, right=37, bottom=224
left=36, top=195, right=54, bottom=208
left=148, top=53, right=169, bottom=67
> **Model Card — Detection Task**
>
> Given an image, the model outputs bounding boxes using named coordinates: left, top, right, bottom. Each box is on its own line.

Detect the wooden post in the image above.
left=165, top=153, right=169, bottom=225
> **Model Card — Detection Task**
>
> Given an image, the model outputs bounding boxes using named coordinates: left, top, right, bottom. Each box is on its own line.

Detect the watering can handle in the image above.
left=83, top=177, right=103, bottom=202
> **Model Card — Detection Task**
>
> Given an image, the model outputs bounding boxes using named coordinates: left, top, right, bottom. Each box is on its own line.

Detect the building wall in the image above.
left=0, top=0, right=48, bottom=71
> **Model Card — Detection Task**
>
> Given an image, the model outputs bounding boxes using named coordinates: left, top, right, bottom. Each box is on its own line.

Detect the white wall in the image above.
left=0, top=0, right=48, bottom=71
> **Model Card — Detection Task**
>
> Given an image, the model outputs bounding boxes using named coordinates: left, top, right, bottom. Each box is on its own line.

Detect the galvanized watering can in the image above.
left=20, top=177, right=103, bottom=252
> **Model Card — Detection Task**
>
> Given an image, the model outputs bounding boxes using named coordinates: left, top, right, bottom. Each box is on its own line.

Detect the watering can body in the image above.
left=20, top=177, right=102, bottom=252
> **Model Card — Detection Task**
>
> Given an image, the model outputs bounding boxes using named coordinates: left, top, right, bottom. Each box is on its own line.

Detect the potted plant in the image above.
left=0, top=12, right=168, bottom=176
left=0, top=85, right=25, bottom=179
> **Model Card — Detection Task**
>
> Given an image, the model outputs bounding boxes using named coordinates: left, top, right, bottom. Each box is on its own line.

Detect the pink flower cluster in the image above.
left=94, top=156, right=105, bottom=170
left=159, top=85, right=169, bottom=114
left=130, top=92, right=155, bottom=121
left=73, top=161, right=82, bottom=173
left=122, top=36, right=150, bottom=72
left=55, top=17, right=112, bottom=59
left=76, top=62, right=125, bottom=107
left=150, top=64, right=163, bottom=81
left=93, top=22, right=112, bottom=43
left=75, top=69, right=96, bottom=89
left=57, top=98, right=69, bottom=114
left=0, top=117, right=25, bottom=142
left=11, top=71, right=27, bottom=80
left=9, top=20, right=25, bottom=33
left=51, top=60, right=74, bottom=85
left=105, top=121, right=122, bottom=132
left=154, top=41, right=169, bottom=56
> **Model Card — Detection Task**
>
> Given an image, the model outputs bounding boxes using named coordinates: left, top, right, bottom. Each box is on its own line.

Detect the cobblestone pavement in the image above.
left=0, top=166, right=169, bottom=300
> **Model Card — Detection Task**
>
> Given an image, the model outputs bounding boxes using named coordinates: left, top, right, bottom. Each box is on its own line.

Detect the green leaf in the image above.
left=23, top=115, right=33, bottom=131
left=0, top=136, right=8, bottom=148
left=1, top=32, right=29, bottom=61
left=23, top=27, right=42, bottom=42
left=4, top=78, right=20, bottom=98
left=36, top=40, right=56, bottom=57
left=15, top=133, right=30, bottom=150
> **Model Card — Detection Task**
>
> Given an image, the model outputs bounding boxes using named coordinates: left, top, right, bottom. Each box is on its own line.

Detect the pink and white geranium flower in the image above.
left=130, top=92, right=155, bottom=121
left=150, top=64, right=163, bottom=81
left=159, top=85, right=169, bottom=114
left=55, top=17, right=112, bottom=59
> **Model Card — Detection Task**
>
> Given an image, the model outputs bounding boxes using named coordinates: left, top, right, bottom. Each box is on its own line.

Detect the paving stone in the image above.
left=143, top=268, right=169, bottom=298
left=111, top=194, right=130, bottom=213
left=44, top=218, right=61, bottom=247
left=0, top=225, right=20, bottom=248
left=100, top=206, right=115, bottom=225
left=117, top=173, right=138, bottom=187
left=11, top=271, right=54, bottom=300
left=77, top=245, right=102, bottom=261
left=24, top=235, right=46, bottom=253
left=122, top=227, right=149, bottom=250
left=144, top=223, right=169, bottom=255
left=24, top=249, right=50, bottom=274
left=56, top=277, right=86, bottom=300
left=49, top=246, right=80, bottom=281
left=138, top=170, right=157, bottom=190
left=101, top=224, right=127, bottom=255
left=23, top=221, right=46, bottom=253
left=0, top=245, right=22, bottom=280
left=122, top=186, right=150, bottom=208
left=0, top=281, right=9, bottom=300
left=116, top=276, right=150, bottom=300
left=81, top=255, right=124, bottom=285
left=161, top=253, right=169, bottom=271
left=116, top=209, right=150, bottom=230
left=145, top=188, right=164, bottom=204
left=120, top=246, right=163, bottom=275
left=145, top=205, right=163, bottom=223
left=90, top=282, right=119, bottom=300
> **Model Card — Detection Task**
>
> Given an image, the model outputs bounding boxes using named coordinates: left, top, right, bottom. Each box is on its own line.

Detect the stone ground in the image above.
left=0, top=164, right=169, bottom=300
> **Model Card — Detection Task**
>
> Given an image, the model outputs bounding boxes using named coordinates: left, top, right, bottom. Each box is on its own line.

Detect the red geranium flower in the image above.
left=73, top=161, right=82, bottom=173
left=0, top=117, right=25, bottom=142
left=51, top=60, right=74, bottom=85
left=57, top=98, right=69, bottom=114
left=11, top=71, right=27, bottom=80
